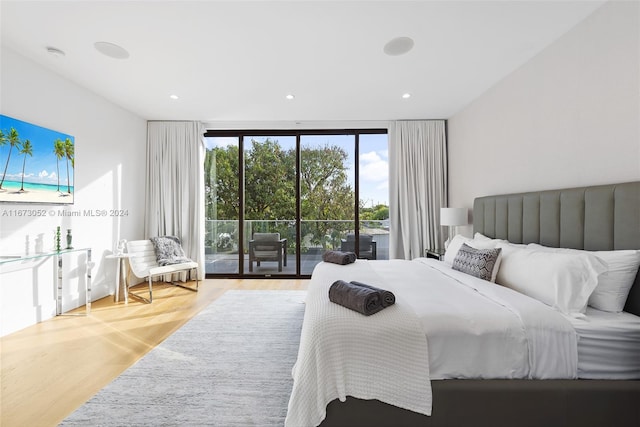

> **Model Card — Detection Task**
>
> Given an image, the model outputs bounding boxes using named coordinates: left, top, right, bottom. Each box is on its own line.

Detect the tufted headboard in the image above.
left=473, top=181, right=640, bottom=316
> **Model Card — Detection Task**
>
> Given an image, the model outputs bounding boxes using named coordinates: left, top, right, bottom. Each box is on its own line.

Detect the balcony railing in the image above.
left=205, top=219, right=389, bottom=275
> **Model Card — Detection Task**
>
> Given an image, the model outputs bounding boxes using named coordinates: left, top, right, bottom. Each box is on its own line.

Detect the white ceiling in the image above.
left=1, top=0, right=606, bottom=122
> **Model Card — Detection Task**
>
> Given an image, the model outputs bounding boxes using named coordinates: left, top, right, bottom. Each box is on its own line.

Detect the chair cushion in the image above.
left=149, top=261, right=198, bottom=276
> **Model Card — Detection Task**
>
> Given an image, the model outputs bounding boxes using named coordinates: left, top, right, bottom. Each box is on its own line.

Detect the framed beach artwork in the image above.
left=0, top=115, right=75, bottom=204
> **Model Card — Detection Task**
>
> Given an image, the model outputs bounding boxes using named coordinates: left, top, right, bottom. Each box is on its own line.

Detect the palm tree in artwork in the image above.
left=53, top=138, right=65, bottom=193
left=18, top=139, right=33, bottom=192
left=0, top=127, right=21, bottom=190
left=63, top=137, right=74, bottom=194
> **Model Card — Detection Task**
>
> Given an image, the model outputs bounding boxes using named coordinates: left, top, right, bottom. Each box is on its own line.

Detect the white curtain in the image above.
left=389, top=120, right=447, bottom=259
left=145, top=121, right=205, bottom=280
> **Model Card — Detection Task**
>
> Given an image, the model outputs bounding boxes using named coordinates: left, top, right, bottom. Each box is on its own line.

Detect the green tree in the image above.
left=360, top=203, right=389, bottom=221
left=244, top=138, right=296, bottom=221
left=18, top=139, right=33, bottom=192
left=63, top=138, right=74, bottom=193
left=204, top=138, right=358, bottom=250
left=300, top=143, right=354, bottom=246
left=53, top=138, right=65, bottom=192
left=0, top=127, right=21, bottom=189
left=205, top=144, right=239, bottom=221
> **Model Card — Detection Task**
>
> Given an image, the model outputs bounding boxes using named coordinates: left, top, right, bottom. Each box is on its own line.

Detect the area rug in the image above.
left=60, top=290, right=307, bottom=427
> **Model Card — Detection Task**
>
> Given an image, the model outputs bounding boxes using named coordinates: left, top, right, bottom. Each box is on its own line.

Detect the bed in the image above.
left=286, top=181, right=640, bottom=427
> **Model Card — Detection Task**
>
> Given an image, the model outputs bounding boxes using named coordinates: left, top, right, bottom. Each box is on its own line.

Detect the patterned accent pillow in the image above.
left=452, top=243, right=502, bottom=282
left=150, top=236, right=193, bottom=266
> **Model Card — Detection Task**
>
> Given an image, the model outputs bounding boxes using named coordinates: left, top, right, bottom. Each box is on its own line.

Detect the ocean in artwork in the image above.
left=0, top=180, right=74, bottom=193
left=0, top=115, right=75, bottom=204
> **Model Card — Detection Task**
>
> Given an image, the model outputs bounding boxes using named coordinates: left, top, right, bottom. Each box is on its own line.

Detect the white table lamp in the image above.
left=440, top=207, right=467, bottom=248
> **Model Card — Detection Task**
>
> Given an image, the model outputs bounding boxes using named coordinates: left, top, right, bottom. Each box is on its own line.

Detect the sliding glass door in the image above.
left=243, top=136, right=297, bottom=276
left=204, top=136, right=240, bottom=274
left=204, top=129, right=388, bottom=278
left=300, top=135, right=355, bottom=274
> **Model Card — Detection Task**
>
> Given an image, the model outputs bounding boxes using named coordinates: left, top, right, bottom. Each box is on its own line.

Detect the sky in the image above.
left=204, top=133, right=389, bottom=207
left=0, top=115, right=74, bottom=187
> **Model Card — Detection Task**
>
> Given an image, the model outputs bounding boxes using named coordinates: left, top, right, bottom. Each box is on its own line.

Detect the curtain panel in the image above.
left=389, top=120, right=447, bottom=260
left=145, top=121, right=205, bottom=280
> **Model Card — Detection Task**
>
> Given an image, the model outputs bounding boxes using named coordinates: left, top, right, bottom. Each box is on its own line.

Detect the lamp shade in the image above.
left=440, top=207, right=467, bottom=226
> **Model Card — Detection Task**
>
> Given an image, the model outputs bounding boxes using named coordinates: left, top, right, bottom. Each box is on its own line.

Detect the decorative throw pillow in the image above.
left=452, top=243, right=503, bottom=282
left=150, top=236, right=192, bottom=266
left=444, top=234, right=500, bottom=266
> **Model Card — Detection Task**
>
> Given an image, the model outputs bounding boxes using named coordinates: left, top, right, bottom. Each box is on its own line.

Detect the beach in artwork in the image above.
left=0, top=115, right=75, bottom=204
left=0, top=180, right=74, bottom=203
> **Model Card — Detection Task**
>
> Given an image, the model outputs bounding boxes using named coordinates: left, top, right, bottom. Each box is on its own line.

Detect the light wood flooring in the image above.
left=0, top=279, right=308, bottom=427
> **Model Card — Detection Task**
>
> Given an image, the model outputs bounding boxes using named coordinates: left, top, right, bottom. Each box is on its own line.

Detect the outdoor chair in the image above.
left=126, top=238, right=199, bottom=303
left=248, top=232, right=287, bottom=272
left=340, top=233, right=377, bottom=260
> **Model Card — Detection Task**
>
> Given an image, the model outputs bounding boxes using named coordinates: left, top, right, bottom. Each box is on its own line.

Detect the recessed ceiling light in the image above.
left=383, top=37, right=414, bottom=56
left=286, top=94, right=295, bottom=100
left=170, top=94, right=179, bottom=100
left=94, top=41, right=130, bottom=59
left=402, top=93, right=411, bottom=99
left=46, top=46, right=65, bottom=58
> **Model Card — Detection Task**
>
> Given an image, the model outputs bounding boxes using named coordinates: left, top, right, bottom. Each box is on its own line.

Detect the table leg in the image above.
left=122, top=258, right=129, bottom=304
left=86, top=249, right=93, bottom=315
left=115, top=258, right=121, bottom=302
left=56, top=255, right=62, bottom=315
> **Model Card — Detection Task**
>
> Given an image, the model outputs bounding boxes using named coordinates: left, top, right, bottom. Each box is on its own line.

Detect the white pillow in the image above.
left=474, top=232, right=527, bottom=248
left=444, top=235, right=474, bottom=265
left=473, top=232, right=493, bottom=242
left=528, top=244, right=640, bottom=312
left=496, top=243, right=606, bottom=316
left=444, top=234, right=498, bottom=266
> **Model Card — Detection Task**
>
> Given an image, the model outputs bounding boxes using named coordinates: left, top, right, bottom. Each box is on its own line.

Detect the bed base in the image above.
left=321, top=380, right=640, bottom=427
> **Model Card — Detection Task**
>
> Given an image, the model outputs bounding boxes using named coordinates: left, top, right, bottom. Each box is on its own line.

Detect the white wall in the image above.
left=448, top=0, right=639, bottom=234
left=0, top=48, right=147, bottom=336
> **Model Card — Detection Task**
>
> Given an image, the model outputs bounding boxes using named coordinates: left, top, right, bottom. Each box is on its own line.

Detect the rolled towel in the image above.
left=328, top=280, right=384, bottom=316
left=350, top=281, right=395, bottom=307
left=322, top=250, right=357, bottom=265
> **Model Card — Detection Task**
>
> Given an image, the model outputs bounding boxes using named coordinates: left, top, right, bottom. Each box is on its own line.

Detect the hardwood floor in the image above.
left=0, top=279, right=308, bottom=427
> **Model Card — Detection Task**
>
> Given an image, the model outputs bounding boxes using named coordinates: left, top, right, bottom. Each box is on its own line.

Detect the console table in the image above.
left=0, top=248, right=93, bottom=315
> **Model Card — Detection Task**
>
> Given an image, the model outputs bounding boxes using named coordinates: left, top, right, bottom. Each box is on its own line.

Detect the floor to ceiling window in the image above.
left=204, top=129, right=388, bottom=278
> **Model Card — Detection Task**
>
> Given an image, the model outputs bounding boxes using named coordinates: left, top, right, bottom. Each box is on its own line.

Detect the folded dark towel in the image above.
left=328, top=280, right=385, bottom=316
left=350, top=281, right=396, bottom=307
left=322, top=250, right=357, bottom=265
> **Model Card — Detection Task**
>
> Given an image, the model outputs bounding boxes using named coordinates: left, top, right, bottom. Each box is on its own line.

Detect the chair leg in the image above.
left=171, top=269, right=199, bottom=293
left=127, top=276, right=152, bottom=303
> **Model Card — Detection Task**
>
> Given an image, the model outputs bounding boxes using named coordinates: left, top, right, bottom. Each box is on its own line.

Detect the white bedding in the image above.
left=570, top=307, right=640, bottom=379
left=285, top=260, right=432, bottom=427
left=285, top=258, right=578, bottom=427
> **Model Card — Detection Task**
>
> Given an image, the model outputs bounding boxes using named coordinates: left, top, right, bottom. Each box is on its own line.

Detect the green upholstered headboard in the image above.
left=473, top=181, right=640, bottom=316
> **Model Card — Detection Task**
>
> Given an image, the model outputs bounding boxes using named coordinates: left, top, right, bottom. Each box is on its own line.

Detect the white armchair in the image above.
left=126, top=238, right=199, bottom=303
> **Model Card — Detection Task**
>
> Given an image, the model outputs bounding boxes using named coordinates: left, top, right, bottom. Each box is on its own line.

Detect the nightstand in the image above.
left=425, top=248, right=445, bottom=261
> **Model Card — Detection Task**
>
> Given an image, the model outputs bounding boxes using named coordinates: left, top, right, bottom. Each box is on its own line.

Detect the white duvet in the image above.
left=285, top=258, right=578, bottom=427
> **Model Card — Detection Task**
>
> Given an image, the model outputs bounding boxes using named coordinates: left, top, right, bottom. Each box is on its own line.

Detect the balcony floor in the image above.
left=205, top=251, right=322, bottom=276
left=205, top=248, right=388, bottom=276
